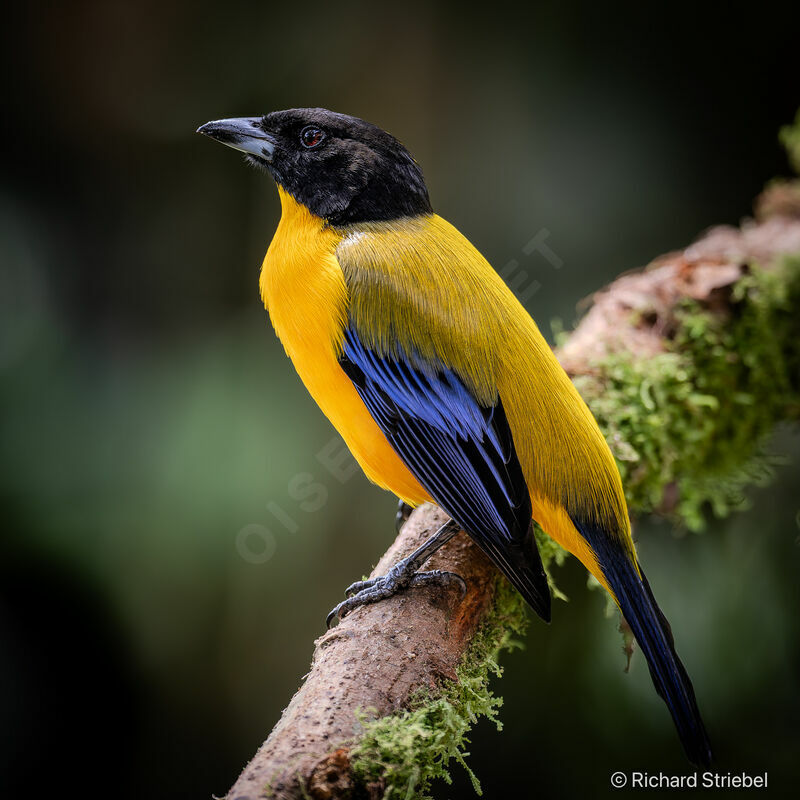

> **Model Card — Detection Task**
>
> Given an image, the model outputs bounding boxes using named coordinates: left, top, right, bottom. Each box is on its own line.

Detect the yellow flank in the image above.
left=261, top=189, right=636, bottom=596
left=260, top=188, right=432, bottom=505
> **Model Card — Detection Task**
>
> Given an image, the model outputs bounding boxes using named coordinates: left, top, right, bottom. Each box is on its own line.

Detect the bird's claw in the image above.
left=326, top=569, right=467, bottom=628
left=344, top=577, right=377, bottom=596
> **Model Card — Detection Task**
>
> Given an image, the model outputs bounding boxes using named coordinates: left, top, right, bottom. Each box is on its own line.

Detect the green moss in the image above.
left=349, top=578, right=529, bottom=799
left=573, top=254, right=800, bottom=530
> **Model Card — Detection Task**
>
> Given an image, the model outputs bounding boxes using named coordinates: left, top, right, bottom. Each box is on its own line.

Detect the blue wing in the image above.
left=340, top=326, right=551, bottom=621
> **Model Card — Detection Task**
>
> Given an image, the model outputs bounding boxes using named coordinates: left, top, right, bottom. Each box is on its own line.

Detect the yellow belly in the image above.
left=259, top=188, right=431, bottom=506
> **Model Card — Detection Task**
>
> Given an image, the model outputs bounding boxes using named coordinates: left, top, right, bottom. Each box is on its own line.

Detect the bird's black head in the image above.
left=197, top=108, right=432, bottom=226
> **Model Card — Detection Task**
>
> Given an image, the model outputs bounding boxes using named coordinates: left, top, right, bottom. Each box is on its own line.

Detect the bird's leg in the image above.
left=394, top=500, right=414, bottom=533
left=326, top=519, right=465, bottom=627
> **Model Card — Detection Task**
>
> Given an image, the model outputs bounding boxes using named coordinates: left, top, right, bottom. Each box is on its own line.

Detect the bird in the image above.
left=197, top=107, right=712, bottom=766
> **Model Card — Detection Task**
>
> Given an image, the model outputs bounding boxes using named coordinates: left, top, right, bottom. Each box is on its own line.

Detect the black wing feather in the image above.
left=340, top=327, right=551, bottom=621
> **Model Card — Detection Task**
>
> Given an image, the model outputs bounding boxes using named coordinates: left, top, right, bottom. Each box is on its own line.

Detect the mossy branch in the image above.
left=226, top=126, right=800, bottom=800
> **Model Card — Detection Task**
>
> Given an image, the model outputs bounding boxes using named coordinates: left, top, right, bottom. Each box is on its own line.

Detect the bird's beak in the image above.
left=196, top=117, right=276, bottom=161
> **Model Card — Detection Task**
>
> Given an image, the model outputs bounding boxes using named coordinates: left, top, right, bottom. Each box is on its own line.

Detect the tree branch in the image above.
left=226, top=505, right=519, bottom=799
left=226, top=180, right=800, bottom=800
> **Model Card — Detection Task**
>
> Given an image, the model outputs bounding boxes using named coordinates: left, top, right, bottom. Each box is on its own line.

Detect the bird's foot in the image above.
left=395, top=500, right=413, bottom=533
left=326, top=517, right=464, bottom=627
left=326, top=567, right=466, bottom=627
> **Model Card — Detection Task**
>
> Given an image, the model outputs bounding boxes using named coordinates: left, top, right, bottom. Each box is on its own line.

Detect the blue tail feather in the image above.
left=571, top=516, right=713, bottom=766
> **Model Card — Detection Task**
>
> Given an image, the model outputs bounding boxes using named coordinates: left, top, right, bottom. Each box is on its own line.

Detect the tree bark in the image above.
left=227, top=505, right=497, bottom=800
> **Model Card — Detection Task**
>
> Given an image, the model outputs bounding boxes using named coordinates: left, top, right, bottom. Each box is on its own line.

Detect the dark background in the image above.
left=2, top=1, right=799, bottom=797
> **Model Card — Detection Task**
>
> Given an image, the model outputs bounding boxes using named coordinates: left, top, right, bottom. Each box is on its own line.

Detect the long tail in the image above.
left=572, top=518, right=713, bottom=766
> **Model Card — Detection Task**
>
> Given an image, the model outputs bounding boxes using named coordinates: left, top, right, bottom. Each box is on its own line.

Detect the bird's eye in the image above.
left=300, top=126, right=326, bottom=149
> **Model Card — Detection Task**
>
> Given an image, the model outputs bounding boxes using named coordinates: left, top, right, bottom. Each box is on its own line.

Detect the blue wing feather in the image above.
left=340, top=326, right=551, bottom=621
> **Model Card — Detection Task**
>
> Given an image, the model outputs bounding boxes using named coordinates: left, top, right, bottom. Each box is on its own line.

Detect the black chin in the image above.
left=244, top=153, right=272, bottom=171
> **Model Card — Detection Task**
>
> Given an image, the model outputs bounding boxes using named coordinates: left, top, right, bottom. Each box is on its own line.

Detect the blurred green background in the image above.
left=2, top=1, right=799, bottom=797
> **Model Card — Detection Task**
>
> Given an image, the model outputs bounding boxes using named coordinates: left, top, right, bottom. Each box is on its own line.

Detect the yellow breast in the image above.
left=259, top=188, right=430, bottom=505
